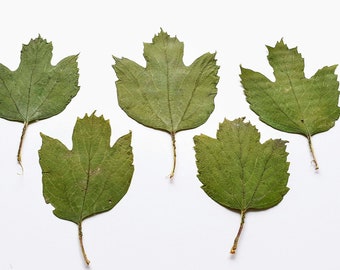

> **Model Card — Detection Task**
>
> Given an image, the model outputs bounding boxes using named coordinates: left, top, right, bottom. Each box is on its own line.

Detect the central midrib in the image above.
left=79, top=143, right=92, bottom=223
left=25, top=48, right=39, bottom=122
left=164, top=44, right=174, bottom=132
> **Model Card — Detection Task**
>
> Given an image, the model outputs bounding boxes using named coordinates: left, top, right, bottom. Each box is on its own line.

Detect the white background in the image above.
left=1, top=0, right=340, bottom=269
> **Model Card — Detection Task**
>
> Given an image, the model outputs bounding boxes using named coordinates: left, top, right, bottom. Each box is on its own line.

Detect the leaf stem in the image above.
left=78, top=222, right=90, bottom=265
left=17, top=121, right=28, bottom=170
left=169, top=132, right=177, bottom=179
left=230, top=210, right=246, bottom=254
left=307, top=134, right=319, bottom=170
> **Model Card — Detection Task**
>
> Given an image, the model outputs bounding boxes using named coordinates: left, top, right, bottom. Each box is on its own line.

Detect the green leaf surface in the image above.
left=39, top=113, right=134, bottom=265
left=0, top=36, right=79, bottom=166
left=113, top=29, right=219, bottom=178
left=240, top=39, right=340, bottom=169
left=194, top=118, right=289, bottom=254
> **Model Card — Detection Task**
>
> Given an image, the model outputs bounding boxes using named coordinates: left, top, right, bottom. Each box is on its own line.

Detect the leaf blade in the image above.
left=40, top=113, right=134, bottom=223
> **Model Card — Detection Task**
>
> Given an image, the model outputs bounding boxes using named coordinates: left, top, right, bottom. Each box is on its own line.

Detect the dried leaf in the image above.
left=39, top=113, right=134, bottom=265
left=0, top=36, right=79, bottom=167
left=194, top=118, right=289, bottom=254
left=240, top=40, right=340, bottom=169
left=113, top=29, right=219, bottom=178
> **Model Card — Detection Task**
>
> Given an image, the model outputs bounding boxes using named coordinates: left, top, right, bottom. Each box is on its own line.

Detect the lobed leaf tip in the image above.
left=265, top=38, right=286, bottom=51
left=158, top=27, right=170, bottom=37
left=225, top=117, right=246, bottom=125
left=113, top=54, right=126, bottom=63
left=208, top=51, right=218, bottom=60
left=83, top=111, right=109, bottom=125
left=154, top=28, right=179, bottom=43
left=33, top=34, right=50, bottom=44
left=327, top=64, right=338, bottom=72
left=81, top=111, right=95, bottom=119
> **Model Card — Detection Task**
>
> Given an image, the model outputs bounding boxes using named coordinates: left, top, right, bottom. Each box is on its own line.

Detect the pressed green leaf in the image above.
left=194, top=118, right=289, bottom=254
left=39, top=113, right=134, bottom=265
left=0, top=36, right=79, bottom=167
left=240, top=39, right=340, bottom=169
left=113, top=29, right=219, bottom=178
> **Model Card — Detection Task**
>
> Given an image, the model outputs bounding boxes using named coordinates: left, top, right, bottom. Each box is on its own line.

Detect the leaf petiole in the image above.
left=169, top=132, right=177, bottom=179
left=17, top=121, right=28, bottom=170
left=307, top=134, right=319, bottom=170
left=230, top=209, right=246, bottom=254
left=78, top=222, right=90, bottom=265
